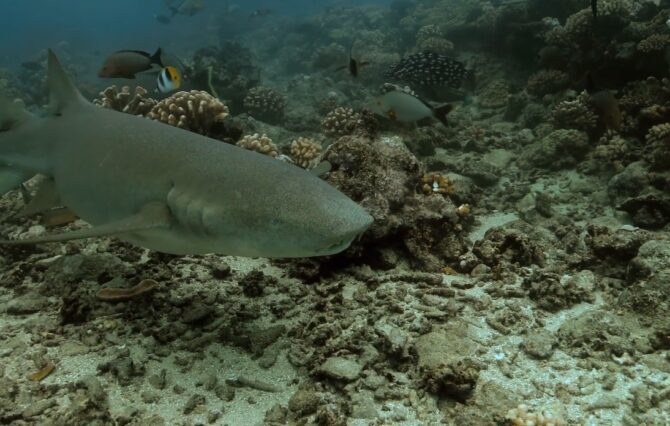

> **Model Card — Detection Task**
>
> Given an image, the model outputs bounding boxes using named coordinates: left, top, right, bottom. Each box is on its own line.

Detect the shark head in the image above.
left=202, top=164, right=374, bottom=258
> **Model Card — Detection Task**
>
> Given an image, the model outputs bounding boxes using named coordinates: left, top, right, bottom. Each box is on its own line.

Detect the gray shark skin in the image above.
left=0, top=50, right=373, bottom=257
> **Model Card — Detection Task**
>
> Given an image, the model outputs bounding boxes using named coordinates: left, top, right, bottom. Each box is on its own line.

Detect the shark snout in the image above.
left=315, top=206, right=373, bottom=255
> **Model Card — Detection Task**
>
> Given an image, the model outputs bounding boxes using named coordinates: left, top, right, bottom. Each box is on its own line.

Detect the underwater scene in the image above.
left=1, top=0, right=670, bottom=424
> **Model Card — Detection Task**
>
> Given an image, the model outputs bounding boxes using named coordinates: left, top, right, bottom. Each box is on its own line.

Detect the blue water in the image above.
left=0, top=0, right=391, bottom=67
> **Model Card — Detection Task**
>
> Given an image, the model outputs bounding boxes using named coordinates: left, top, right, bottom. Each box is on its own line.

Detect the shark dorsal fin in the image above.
left=47, top=49, right=87, bottom=115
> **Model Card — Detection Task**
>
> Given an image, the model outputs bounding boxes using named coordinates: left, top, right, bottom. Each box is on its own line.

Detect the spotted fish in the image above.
left=385, top=52, right=468, bottom=88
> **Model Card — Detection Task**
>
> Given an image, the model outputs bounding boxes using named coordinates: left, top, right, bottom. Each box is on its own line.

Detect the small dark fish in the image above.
left=168, top=0, right=204, bottom=17
left=249, top=8, right=274, bottom=19
left=586, top=72, right=621, bottom=131
left=335, top=41, right=369, bottom=77
left=154, top=13, right=171, bottom=24
left=385, top=51, right=468, bottom=88
left=591, top=0, right=598, bottom=22
left=98, top=49, right=164, bottom=79
left=21, top=61, right=42, bottom=71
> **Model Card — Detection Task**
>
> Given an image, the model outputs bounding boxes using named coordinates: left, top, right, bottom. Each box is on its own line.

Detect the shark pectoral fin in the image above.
left=15, top=178, right=62, bottom=218
left=1, top=202, right=173, bottom=245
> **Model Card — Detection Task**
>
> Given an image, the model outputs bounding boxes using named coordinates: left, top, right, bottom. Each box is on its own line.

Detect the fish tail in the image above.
left=432, top=104, right=453, bottom=127
left=151, top=48, right=164, bottom=67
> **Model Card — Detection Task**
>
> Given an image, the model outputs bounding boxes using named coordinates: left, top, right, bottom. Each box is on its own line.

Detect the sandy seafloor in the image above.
left=1, top=160, right=669, bottom=426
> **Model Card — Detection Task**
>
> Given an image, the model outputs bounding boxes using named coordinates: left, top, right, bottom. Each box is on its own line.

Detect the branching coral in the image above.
left=93, top=85, right=157, bottom=116
left=645, top=123, right=670, bottom=170
left=321, top=107, right=363, bottom=138
left=243, top=86, right=286, bottom=124
left=415, top=24, right=454, bottom=54
left=505, top=404, right=567, bottom=426
left=526, top=70, right=569, bottom=97
left=544, top=9, right=592, bottom=47
left=552, top=91, right=598, bottom=132
left=637, top=33, right=670, bottom=53
left=236, top=133, right=279, bottom=157
left=290, top=137, right=322, bottom=169
left=146, top=90, right=229, bottom=137
left=421, top=173, right=454, bottom=196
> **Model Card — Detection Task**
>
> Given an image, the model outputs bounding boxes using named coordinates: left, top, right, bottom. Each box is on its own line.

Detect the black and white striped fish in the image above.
left=156, top=66, right=182, bottom=93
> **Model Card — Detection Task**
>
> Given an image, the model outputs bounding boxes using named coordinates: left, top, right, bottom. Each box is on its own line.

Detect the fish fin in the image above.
left=15, top=178, right=61, bottom=218
left=0, top=166, right=33, bottom=196
left=1, top=201, right=172, bottom=245
left=151, top=48, right=164, bottom=67
left=309, top=161, right=332, bottom=178
left=585, top=71, right=596, bottom=94
left=432, top=104, right=453, bottom=126
left=47, top=49, right=88, bottom=115
left=113, top=50, right=151, bottom=57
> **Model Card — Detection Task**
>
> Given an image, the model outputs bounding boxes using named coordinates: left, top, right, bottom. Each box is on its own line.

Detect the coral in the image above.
left=505, top=404, right=567, bottom=426
left=645, top=123, right=670, bottom=170
left=415, top=24, right=454, bottom=54
left=243, top=86, right=286, bottom=124
left=522, top=270, right=593, bottom=311
left=290, top=137, right=323, bottom=169
left=526, top=70, right=569, bottom=97
left=637, top=33, right=670, bottom=53
left=519, top=129, right=590, bottom=169
left=544, top=9, right=592, bottom=47
left=421, top=358, right=481, bottom=402
left=599, top=0, right=638, bottom=17
left=592, top=134, right=630, bottom=170
left=146, top=90, right=229, bottom=138
left=551, top=91, right=598, bottom=132
left=93, top=85, right=157, bottom=116
left=321, top=107, right=363, bottom=138
left=472, top=224, right=546, bottom=269
left=478, top=80, right=510, bottom=109
left=421, top=173, right=454, bottom=196
left=236, top=133, right=279, bottom=157
left=323, top=135, right=471, bottom=271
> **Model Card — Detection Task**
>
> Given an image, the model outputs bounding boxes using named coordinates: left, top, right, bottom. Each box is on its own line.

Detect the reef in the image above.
left=2, top=0, right=670, bottom=424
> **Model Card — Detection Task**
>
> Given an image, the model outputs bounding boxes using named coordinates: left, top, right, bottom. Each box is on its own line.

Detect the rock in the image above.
left=183, top=394, right=206, bottom=415
left=350, top=391, right=377, bottom=419
left=482, top=149, right=514, bottom=169
left=628, top=239, right=670, bottom=280
left=522, top=329, right=556, bottom=359
left=21, top=399, right=56, bottom=418
left=181, top=303, right=213, bottom=324
left=5, top=293, right=47, bottom=315
left=319, top=357, right=362, bottom=381
left=288, top=388, right=319, bottom=415
left=59, top=341, right=90, bottom=357
left=375, top=320, right=410, bottom=356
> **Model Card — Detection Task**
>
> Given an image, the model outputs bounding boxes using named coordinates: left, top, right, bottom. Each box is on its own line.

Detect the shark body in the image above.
left=0, top=50, right=372, bottom=257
